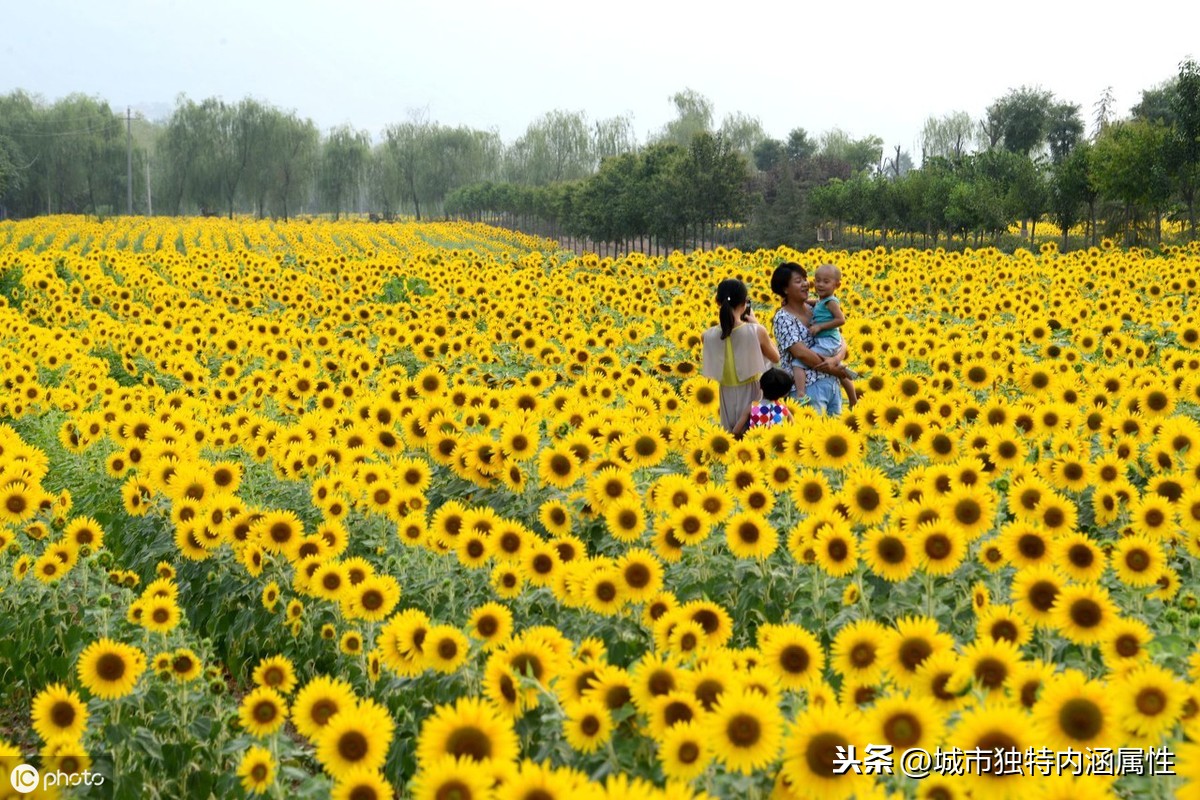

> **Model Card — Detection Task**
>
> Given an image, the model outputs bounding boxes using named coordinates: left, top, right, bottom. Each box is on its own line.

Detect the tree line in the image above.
left=1, top=61, right=1197, bottom=250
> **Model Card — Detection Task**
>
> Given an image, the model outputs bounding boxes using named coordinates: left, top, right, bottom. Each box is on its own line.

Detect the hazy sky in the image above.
left=2, top=0, right=1196, bottom=155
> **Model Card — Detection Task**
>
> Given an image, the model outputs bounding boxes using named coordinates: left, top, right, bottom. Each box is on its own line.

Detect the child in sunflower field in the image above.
left=807, top=263, right=858, bottom=409
left=734, top=367, right=796, bottom=434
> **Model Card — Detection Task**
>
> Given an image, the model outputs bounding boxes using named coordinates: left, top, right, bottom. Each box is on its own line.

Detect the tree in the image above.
left=1169, top=58, right=1200, bottom=239
left=985, top=86, right=1055, bottom=156
left=882, top=145, right=913, bottom=179
left=382, top=112, right=431, bottom=220
left=818, top=128, right=884, bottom=174
left=592, top=115, right=636, bottom=163
left=659, top=89, right=714, bottom=147
left=1049, top=141, right=1093, bottom=249
left=1092, top=119, right=1173, bottom=243
left=272, top=113, right=318, bottom=220
left=507, top=110, right=592, bottom=185
left=320, top=125, right=369, bottom=220
left=753, top=138, right=785, bottom=172
left=919, top=112, right=974, bottom=164
left=1046, top=102, right=1084, bottom=164
left=1092, top=86, right=1116, bottom=139
left=785, top=128, right=816, bottom=162
left=1132, top=80, right=1178, bottom=126
left=718, top=112, right=767, bottom=159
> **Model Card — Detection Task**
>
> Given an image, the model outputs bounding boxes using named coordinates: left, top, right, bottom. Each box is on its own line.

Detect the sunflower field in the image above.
left=1, top=217, right=1199, bottom=800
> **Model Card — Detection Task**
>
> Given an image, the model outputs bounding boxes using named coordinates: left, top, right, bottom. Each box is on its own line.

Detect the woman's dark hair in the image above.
left=770, top=262, right=807, bottom=298
left=715, top=278, right=748, bottom=340
left=760, top=367, right=795, bottom=401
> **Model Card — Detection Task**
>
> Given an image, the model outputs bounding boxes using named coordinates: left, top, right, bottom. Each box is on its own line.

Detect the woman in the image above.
left=700, top=278, right=780, bottom=433
left=770, top=262, right=851, bottom=415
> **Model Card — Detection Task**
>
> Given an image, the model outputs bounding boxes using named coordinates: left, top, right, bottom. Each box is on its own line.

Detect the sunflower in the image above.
left=861, top=525, right=915, bottom=582
left=790, top=469, right=833, bottom=513
left=140, top=596, right=181, bottom=634
left=701, top=689, right=783, bottom=774
left=292, top=675, right=358, bottom=741
left=780, top=703, right=871, bottom=800
left=237, top=745, right=276, bottom=795
left=996, top=519, right=1052, bottom=569
left=759, top=624, right=824, bottom=691
left=941, top=484, right=996, bottom=539
left=467, top=602, right=514, bottom=650
left=1010, top=565, right=1066, bottom=627
left=976, top=604, right=1032, bottom=647
left=409, top=756, right=491, bottom=800
left=238, top=686, right=288, bottom=737
left=951, top=703, right=1039, bottom=800
left=1033, top=670, right=1115, bottom=751
left=603, top=496, right=646, bottom=543
left=807, top=421, right=863, bottom=469
left=881, top=615, right=954, bottom=688
left=914, top=519, right=966, bottom=576
left=838, top=465, right=894, bottom=525
left=537, top=445, right=581, bottom=489
left=1112, top=533, right=1165, bottom=587
left=723, top=510, right=778, bottom=560
left=63, top=515, right=104, bottom=552
left=317, top=699, right=396, bottom=778
left=424, top=625, right=470, bottom=674
left=0, top=479, right=37, bottom=525
left=866, top=693, right=944, bottom=753
left=331, top=767, right=394, bottom=800
left=540, top=501, right=571, bottom=537
left=681, top=599, right=734, bottom=649
left=1114, top=663, right=1184, bottom=741
left=1051, top=532, right=1107, bottom=583
left=616, top=548, right=662, bottom=602
left=491, top=563, right=525, bottom=599
left=585, top=664, right=635, bottom=714
left=1128, top=493, right=1176, bottom=539
left=830, top=619, right=888, bottom=683
left=522, top=541, right=561, bottom=588
left=562, top=696, right=612, bottom=754
left=812, top=518, right=858, bottom=578
left=957, top=637, right=1023, bottom=697
left=1051, top=583, right=1118, bottom=645
left=254, top=509, right=304, bottom=557
left=416, top=696, right=519, bottom=766
left=31, top=683, right=88, bottom=742
left=169, top=648, right=203, bottom=682
left=1100, top=618, right=1153, bottom=672
left=77, top=638, right=146, bottom=700
left=630, top=652, right=683, bottom=713
left=657, top=720, right=711, bottom=781
left=341, top=574, right=401, bottom=622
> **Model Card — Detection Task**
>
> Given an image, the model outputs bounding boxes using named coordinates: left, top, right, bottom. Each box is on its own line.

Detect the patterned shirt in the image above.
left=772, top=307, right=828, bottom=388
left=748, top=400, right=793, bottom=429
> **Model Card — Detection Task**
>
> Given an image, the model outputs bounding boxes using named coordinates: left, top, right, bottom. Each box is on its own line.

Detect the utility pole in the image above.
left=145, top=157, right=153, bottom=216
left=126, top=107, right=133, bottom=215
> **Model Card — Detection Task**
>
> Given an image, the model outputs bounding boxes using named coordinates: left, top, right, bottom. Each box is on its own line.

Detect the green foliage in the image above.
left=375, top=275, right=432, bottom=304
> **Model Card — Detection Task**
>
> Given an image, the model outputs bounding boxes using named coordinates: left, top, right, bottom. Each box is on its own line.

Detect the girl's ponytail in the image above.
left=714, top=278, right=748, bottom=340
left=719, top=301, right=735, bottom=340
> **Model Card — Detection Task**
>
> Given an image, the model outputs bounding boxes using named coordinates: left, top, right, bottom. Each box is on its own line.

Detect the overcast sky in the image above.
left=2, top=0, right=1196, bottom=155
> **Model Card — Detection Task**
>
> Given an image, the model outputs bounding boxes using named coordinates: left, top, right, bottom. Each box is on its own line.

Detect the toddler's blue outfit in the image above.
left=810, top=296, right=843, bottom=357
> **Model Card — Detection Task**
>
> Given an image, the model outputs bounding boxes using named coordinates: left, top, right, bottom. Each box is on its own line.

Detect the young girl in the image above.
left=734, top=367, right=796, bottom=432
left=699, top=278, right=780, bottom=434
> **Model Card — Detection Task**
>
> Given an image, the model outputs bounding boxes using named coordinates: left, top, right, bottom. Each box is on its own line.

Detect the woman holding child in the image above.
left=770, top=262, right=853, bottom=416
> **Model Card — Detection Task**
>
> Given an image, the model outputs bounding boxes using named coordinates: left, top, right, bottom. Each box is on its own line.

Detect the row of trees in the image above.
left=2, top=61, right=1198, bottom=248
left=446, top=62, right=1200, bottom=250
